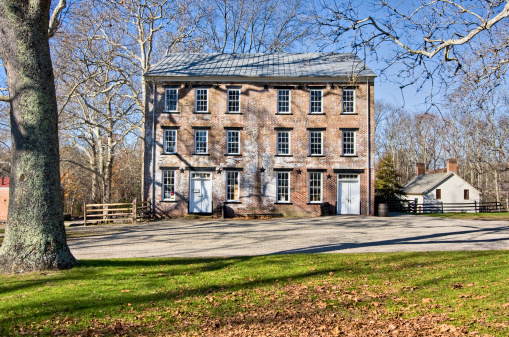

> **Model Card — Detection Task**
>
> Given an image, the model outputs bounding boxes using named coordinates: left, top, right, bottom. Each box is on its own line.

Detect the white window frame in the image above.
left=342, top=89, right=355, bottom=114
left=162, top=170, right=176, bottom=201
left=309, top=131, right=323, bottom=156
left=194, top=130, right=208, bottom=154
left=163, top=129, right=177, bottom=154
left=164, top=88, right=179, bottom=112
left=276, top=171, right=291, bottom=203
left=309, top=89, right=323, bottom=114
left=342, top=130, right=356, bottom=156
left=277, top=89, right=291, bottom=114
left=227, top=88, right=241, bottom=113
left=226, top=171, right=240, bottom=202
left=195, top=88, right=209, bottom=113
left=226, top=130, right=240, bottom=155
left=277, top=131, right=291, bottom=155
left=309, top=172, right=323, bottom=203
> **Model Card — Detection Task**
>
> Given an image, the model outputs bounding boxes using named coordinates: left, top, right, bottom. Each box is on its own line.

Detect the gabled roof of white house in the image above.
left=403, top=172, right=454, bottom=195
left=144, top=53, right=376, bottom=79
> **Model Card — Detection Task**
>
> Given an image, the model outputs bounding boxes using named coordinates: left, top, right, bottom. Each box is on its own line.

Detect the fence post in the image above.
left=132, top=198, right=137, bottom=224
left=474, top=200, right=477, bottom=213
left=441, top=202, right=444, bottom=213
left=83, top=202, right=87, bottom=226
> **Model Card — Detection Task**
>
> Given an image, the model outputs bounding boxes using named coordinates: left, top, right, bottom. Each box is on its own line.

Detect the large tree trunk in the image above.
left=0, top=0, right=76, bottom=272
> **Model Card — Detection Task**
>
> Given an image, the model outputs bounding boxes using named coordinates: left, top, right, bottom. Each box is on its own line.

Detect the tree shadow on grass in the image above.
left=1, top=250, right=507, bottom=334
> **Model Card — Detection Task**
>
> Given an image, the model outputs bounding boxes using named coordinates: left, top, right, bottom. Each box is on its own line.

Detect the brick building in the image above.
left=0, top=177, right=9, bottom=222
left=143, top=53, right=376, bottom=217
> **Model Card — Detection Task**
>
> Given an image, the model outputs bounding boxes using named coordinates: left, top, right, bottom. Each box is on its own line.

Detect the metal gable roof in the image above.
left=144, top=53, right=377, bottom=79
left=403, top=172, right=454, bottom=195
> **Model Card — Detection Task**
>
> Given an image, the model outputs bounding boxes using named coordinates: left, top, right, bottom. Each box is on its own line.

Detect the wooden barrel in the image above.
left=378, top=203, right=389, bottom=217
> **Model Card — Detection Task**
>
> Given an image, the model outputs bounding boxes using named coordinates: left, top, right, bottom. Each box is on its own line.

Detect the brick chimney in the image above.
left=447, top=158, right=458, bottom=174
left=416, top=163, right=425, bottom=176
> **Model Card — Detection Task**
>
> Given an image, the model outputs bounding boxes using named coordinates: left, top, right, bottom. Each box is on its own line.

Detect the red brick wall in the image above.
left=0, top=188, right=8, bottom=222
left=144, top=81, right=375, bottom=217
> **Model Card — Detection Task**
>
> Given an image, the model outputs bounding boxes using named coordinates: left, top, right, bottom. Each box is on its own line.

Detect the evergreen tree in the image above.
left=375, top=153, right=406, bottom=203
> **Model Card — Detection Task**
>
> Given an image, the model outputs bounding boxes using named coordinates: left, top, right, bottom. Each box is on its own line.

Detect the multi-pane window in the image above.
left=227, top=130, right=240, bottom=154
left=194, top=130, right=208, bottom=154
left=162, top=170, right=176, bottom=201
left=310, top=90, right=323, bottom=113
left=277, top=131, right=290, bottom=155
left=195, top=88, right=208, bottom=112
left=227, top=89, right=240, bottom=113
left=309, top=172, right=322, bottom=203
left=163, top=129, right=177, bottom=154
left=342, top=89, right=355, bottom=114
left=309, top=131, right=323, bottom=155
left=464, top=189, right=469, bottom=200
left=226, top=171, right=240, bottom=202
left=342, top=131, right=355, bottom=155
left=164, top=88, right=178, bottom=112
left=277, top=89, right=291, bottom=113
left=277, top=172, right=290, bottom=202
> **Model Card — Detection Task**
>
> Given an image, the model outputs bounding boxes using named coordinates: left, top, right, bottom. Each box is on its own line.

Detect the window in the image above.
left=162, top=170, right=176, bottom=201
left=309, top=172, right=322, bottom=203
left=163, top=129, right=177, bottom=154
left=342, top=89, right=355, bottom=114
left=277, top=131, right=290, bottom=155
left=195, top=88, right=208, bottom=112
left=226, top=171, right=240, bottom=202
left=276, top=172, right=290, bottom=202
left=464, top=189, right=469, bottom=200
left=227, top=89, right=240, bottom=113
left=310, top=90, right=323, bottom=113
left=226, top=130, right=240, bottom=154
left=277, top=89, right=291, bottom=113
left=164, top=88, right=178, bottom=112
left=194, top=130, right=208, bottom=154
left=436, top=189, right=442, bottom=200
left=309, top=131, right=323, bottom=156
left=342, top=131, right=356, bottom=155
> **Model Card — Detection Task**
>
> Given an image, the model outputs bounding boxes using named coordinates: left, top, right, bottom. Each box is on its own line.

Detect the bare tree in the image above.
left=316, top=1, right=509, bottom=97
left=54, top=6, right=142, bottom=204
left=0, top=0, right=76, bottom=272
left=92, top=0, right=204, bottom=199
left=205, top=0, right=311, bottom=53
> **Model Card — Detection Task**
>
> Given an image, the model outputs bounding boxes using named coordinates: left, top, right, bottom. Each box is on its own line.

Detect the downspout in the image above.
left=151, top=82, right=156, bottom=215
left=366, top=78, right=371, bottom=215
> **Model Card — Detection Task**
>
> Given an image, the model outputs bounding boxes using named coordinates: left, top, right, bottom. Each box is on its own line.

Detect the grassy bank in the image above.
left=418, top=212, right=509, bottom=220
left=1, top=252, right=508, bottom=336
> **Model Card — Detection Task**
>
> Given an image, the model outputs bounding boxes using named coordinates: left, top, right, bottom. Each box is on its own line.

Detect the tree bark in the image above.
left=0, top=0, right=76, bottom=272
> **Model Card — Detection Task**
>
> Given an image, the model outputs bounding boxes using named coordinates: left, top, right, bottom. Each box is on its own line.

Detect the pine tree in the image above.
left=375, top=153, right=406, bottom=203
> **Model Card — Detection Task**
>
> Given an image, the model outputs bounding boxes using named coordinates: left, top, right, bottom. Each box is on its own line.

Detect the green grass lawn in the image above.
left=1, top=252, right=509, bottom=336
left=417, top=212, right=509, bottom=220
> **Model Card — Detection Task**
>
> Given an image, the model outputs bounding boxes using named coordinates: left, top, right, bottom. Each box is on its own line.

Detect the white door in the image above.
left=189, top=172, right=212, bottom=213
left=337, top=175, right=360, bottom=215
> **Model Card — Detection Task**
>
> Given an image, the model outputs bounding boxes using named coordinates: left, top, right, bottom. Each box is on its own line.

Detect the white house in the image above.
left=403, top=159, right=481, bottom=212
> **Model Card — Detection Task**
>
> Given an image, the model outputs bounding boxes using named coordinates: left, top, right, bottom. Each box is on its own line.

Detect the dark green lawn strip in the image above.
left=417, top=212, right=509, bottom=220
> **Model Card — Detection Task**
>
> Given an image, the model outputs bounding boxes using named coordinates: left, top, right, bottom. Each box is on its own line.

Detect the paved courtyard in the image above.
left=66, top=214, right=509, bottom=259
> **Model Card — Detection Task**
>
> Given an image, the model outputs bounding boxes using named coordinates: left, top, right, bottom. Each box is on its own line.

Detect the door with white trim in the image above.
left=189, top=172, right=212, bottom=213
left=337, top=174, right=360, bottom=215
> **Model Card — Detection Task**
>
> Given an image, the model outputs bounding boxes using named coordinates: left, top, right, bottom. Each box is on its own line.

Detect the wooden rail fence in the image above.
left=387, top=200, right=503, bottom=214
left=83, top=199, right=150, bottom=225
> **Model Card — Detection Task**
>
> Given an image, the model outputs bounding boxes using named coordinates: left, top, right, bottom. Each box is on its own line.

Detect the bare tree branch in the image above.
left=48, top=0, right=67, bottom=38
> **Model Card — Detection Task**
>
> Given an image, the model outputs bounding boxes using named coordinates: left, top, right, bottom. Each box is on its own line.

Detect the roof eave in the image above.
left=142, top=75, right=377, bottom=83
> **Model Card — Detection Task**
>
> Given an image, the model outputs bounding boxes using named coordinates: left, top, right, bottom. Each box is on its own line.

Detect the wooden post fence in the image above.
left=83, top=199, right=151, bottom=226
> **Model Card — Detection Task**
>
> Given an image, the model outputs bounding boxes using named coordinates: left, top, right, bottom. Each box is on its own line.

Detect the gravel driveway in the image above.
left=66, top=214, right=509, bottom=259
